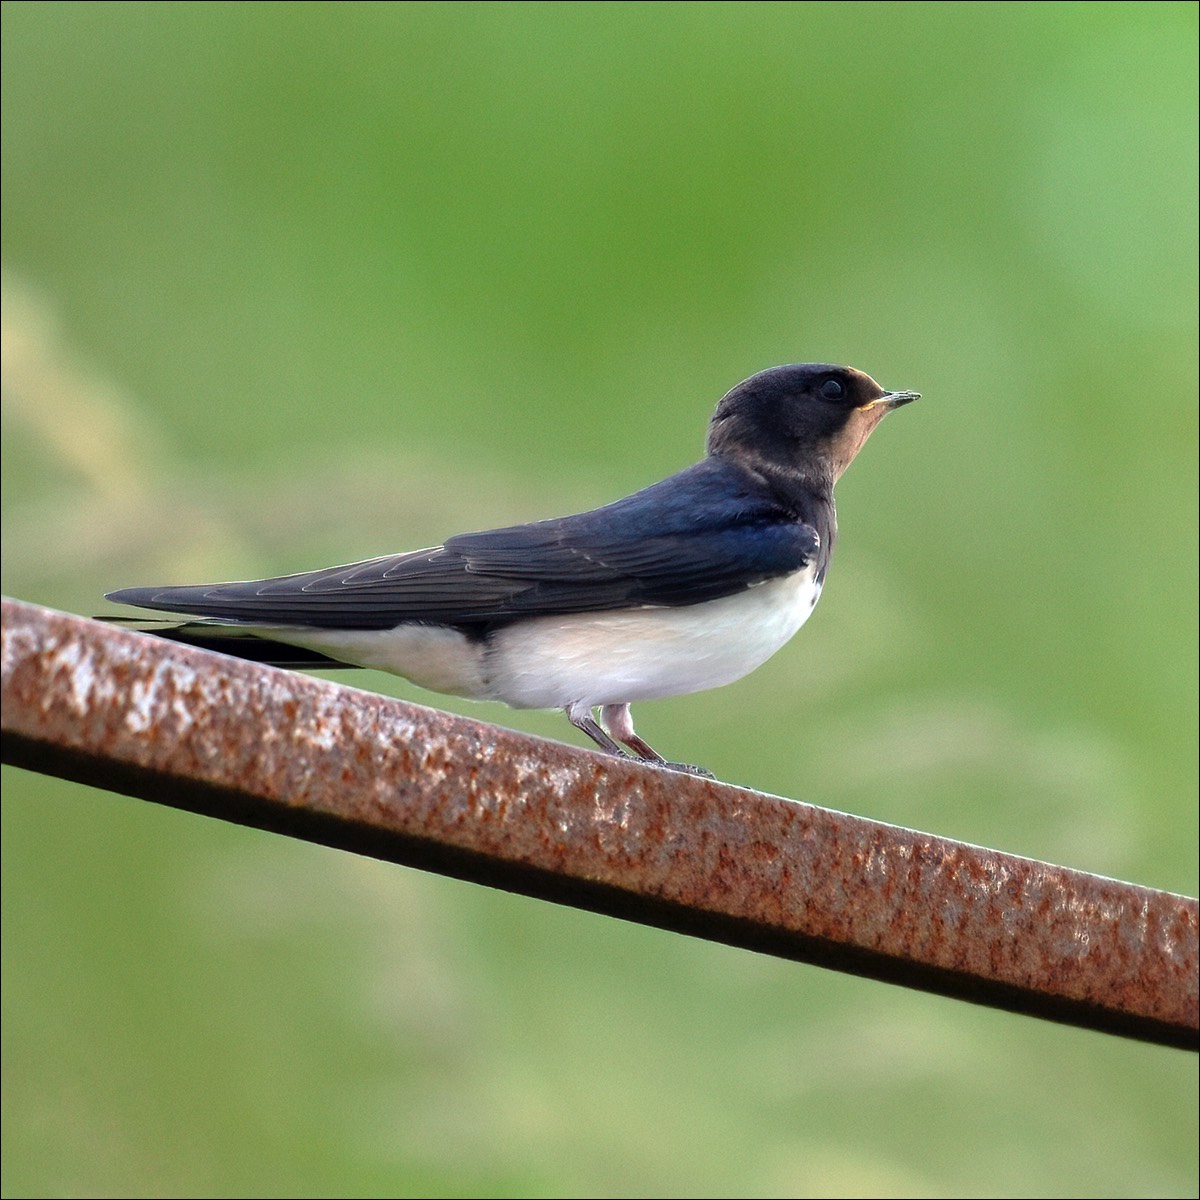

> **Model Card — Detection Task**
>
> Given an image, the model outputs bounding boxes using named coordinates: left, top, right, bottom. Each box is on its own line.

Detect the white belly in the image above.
left=260, top=567, right=822, bottom=711
left=487, top=567, right=822, bottom=709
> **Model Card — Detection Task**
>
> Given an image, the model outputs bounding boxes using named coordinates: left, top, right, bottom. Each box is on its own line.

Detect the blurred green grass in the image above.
left=2, top=2, right=1197, bottom=1196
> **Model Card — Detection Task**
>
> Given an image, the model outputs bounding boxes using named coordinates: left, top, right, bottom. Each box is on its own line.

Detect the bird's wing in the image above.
left=107, top=459, right=820, bottom=630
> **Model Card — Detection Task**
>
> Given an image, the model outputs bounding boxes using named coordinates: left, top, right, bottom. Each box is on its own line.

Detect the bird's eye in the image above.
left=820, top=378, right=845, bottom=400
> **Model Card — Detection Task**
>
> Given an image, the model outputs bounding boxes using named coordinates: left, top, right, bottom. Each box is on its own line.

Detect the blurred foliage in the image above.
left=2, top=2, right=1197, bottom=1197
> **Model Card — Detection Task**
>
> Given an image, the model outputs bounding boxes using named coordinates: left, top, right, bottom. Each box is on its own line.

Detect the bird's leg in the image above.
left=598, top=703, right=665, bottom=763
left=565, top=701, right=634, bottom=759
left=599, top=704, right=715, bottom=779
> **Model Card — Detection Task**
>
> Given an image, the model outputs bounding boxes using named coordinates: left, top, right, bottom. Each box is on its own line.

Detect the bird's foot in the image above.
left=649, top=759, right=716, bottom=779
left=568, top=704, right=715, bottom=778
left=600, top=749, right=714, bottom=779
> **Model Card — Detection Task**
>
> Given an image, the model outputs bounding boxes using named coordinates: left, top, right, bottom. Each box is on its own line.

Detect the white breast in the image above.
left=486, top=567, right=823, bottom=710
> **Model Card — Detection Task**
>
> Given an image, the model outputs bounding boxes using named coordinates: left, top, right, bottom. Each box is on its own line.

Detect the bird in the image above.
left=107, top=363, right=918, bottom=775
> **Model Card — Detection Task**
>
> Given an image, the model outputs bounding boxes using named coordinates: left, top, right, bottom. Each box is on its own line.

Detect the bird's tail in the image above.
left=100, top=617, right=357, bottom=669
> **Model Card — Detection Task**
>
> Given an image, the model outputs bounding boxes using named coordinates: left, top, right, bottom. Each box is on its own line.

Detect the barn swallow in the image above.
left=107, top=363, right=918, bottom=775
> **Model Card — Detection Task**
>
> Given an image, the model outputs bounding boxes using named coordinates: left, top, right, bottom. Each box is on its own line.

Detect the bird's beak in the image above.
left=860, top=390, right=920, bottom=411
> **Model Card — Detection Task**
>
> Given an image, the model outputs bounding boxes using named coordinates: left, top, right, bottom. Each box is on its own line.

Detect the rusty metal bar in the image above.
left=2, top=596, right=1196, bottom=1050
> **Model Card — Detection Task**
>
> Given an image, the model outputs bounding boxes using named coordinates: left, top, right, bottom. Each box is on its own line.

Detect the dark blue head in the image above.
left=706, top=363, right=918, bottom=484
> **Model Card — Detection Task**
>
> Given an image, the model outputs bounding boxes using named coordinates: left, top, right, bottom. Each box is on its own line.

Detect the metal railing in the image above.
left=3, top=596, right=1196, bottom=1050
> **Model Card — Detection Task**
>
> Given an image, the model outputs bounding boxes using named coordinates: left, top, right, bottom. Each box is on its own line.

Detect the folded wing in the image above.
left=107, top=459, right=819, bottom=630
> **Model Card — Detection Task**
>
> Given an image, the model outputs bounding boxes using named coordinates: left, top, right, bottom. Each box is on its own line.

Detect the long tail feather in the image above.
left=100, top=617, right=358, bottom=669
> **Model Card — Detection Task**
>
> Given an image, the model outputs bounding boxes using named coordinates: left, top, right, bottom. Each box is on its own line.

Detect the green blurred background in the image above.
left=2, top=2, right=1196, bottom=1196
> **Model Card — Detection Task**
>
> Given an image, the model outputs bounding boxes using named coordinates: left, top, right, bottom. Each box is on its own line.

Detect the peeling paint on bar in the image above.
left=2, top=597, right=1196, bottom=1050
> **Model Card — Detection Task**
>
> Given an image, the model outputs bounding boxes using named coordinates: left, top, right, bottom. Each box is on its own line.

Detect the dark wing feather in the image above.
left=107, top=458, right=820, bottom=630
left=101, top=618, right=354, bottom=667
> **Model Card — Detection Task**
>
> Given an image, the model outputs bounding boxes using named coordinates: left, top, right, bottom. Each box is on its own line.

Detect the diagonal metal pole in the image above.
left=2, top=596, right=1196, bottom=1050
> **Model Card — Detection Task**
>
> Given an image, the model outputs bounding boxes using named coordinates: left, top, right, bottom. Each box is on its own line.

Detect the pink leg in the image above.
left=600, top=703, right=666, bottom=763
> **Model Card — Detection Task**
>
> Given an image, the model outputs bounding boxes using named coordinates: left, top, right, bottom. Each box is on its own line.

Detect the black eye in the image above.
left=820, top=378, right=845, bottom=400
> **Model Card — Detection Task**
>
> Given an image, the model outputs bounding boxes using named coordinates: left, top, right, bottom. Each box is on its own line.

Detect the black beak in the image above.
left=859, top=389, right=920, bottom=412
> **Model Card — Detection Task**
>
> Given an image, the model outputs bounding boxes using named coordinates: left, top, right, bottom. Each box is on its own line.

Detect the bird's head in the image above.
left=706, top=364, right=919, bottom=487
